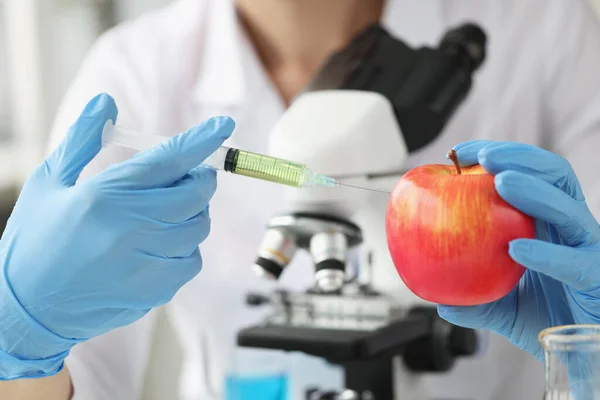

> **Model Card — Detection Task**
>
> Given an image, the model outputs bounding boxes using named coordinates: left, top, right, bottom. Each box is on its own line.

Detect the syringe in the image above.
left=102, top=124, right=338, bottom=189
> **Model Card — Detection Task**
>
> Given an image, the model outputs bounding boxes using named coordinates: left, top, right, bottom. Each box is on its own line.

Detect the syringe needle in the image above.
left=336, top=182, right=391, bottom=195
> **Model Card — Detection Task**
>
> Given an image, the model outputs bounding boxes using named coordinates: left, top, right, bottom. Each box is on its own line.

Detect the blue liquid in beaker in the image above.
left=225, top=373, right=289, bottom=400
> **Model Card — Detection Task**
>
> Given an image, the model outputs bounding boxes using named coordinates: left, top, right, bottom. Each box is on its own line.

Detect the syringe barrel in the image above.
left=101, top=123, right=228, bottom=171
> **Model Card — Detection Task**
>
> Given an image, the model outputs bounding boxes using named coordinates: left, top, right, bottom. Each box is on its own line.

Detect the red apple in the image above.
left=385, top=150, right=535, bottom=306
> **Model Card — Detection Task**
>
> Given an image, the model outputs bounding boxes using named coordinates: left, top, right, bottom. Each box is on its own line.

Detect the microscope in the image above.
left=237, top=23, right=488, bottom=400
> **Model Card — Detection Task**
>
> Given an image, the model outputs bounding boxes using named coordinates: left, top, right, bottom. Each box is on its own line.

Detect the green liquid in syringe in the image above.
left=230, top=149, right=307, bottom=188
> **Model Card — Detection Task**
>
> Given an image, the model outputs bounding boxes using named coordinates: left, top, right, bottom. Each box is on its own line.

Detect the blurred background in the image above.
left=1, top=0, right=600, bottom=231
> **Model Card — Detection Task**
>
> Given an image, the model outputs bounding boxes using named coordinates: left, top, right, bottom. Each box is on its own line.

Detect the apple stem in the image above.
left=447, top=149, right=462, bottom=175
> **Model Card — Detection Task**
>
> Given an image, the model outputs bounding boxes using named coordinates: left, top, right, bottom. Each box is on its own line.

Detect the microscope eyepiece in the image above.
left=440, top=22, right=487, bottom=72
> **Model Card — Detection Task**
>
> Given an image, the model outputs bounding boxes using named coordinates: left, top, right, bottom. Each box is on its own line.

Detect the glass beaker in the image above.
left=225, top=347, right=289, bottom=400
left=539, top=325, right=600, bottom=400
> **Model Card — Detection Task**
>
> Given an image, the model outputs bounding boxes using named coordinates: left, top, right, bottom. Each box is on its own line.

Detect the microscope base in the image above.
left=238, top=307, right=478, bottom=400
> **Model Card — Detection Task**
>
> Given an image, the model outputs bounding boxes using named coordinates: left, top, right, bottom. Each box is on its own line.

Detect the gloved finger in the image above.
left=452, top=141, right=585, bottom=201
left=495, top=171, right=599, bottom=246
left=99, top=117, right=235, bottom=189
left=143, top=209, right=211, bottom=259
left=119, top=168, right=217, bottom=223
left=437, top=296, right=514, bottom=332
left=148, top=248, right=203, bottom=308
left=476, top=142, right=584, bottom=201
left=105, top=250, right=203, bottom=309
left=437, top=295, right=548, bottom=360
left=45, top=93, right=118, bottom=187
left=450, top=140, right=493, bottom=166
left=509, top=239, right=600, bottom=291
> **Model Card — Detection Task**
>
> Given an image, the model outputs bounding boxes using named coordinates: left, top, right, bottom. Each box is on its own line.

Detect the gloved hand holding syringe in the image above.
left=103, top=123, right=389, bottom=193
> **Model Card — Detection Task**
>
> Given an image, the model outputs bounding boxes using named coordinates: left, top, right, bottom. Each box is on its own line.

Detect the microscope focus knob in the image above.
left=403, top=307, right=478, bottom=373
left=245, top=293, right=271, bottom=307
left=449, top=325, right=478, bottom=357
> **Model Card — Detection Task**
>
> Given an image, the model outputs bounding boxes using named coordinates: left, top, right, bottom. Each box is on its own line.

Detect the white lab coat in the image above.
left=48, top=0, right=600, bottom=399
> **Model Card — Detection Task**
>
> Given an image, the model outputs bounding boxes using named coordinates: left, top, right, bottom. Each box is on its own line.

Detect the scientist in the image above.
left=4, top=0, right=600, bottom=398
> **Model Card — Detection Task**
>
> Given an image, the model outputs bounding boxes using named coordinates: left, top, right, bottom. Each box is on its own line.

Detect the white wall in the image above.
left=591, top=0, right=600, bottom=15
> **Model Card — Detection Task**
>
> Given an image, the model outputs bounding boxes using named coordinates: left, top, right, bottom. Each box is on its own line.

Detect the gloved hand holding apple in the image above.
left=385, top=140, right=600, bottom=359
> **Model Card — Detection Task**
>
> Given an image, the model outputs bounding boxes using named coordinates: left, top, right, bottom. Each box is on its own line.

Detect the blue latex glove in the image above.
left=0, top=93, right=234, bottom=380
left=437, top=140, right=600, bottom=362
